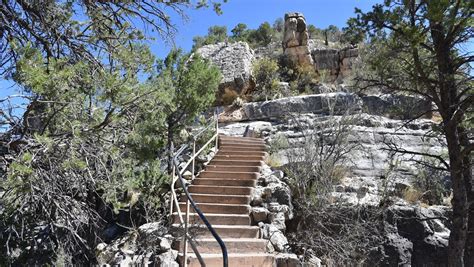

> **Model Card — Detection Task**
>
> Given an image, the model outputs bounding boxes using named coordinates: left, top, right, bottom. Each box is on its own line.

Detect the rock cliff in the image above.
left=312, top=46, right=359, bottom=80
left=196, top=42, right=255, bottom=104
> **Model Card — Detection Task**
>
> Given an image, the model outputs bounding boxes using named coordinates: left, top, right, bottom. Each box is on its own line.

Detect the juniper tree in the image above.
left=0, top=0, right=226, bottom=264
left=347, top=0, right=473, bottom=265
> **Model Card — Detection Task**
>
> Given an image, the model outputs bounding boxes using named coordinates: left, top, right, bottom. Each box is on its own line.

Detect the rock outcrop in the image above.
left=96, top=222, right=178, bottom=266
left=312, top=46, right=359, bottom=80
left=219, top=93, right=432, bottom=123
left=380, top=205, right=450, bottom=266
left=282, top=12, right=314, bottom=66
left=196, top=42, right=255, bottom=104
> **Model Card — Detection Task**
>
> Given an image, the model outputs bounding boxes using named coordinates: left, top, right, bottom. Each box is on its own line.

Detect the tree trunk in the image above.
left=466, top=189, right=474, bottom=267
left=445, top=124, right=469, bottom=267
left=461, top=127, right=474, bottom=266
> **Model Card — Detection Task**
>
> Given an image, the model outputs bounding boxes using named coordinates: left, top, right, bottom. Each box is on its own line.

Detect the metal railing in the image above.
left=169, top=112, right=228, bottom=267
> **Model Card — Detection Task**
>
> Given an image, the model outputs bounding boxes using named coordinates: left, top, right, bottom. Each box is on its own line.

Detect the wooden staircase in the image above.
left=173, top=135, right=275, bottom=267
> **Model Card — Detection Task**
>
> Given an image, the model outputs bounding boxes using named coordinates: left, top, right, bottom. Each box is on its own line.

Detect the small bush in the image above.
left=265, top=154, right=282, bottom=168
left=413, top=162, right=449, bottom=205
left=252, top=58, right=281, bottom=101
left=291, top=65, right=320, bottom=94
left=402, top=188, right=423, bottom=204
left=266, top=134, right=288, bottom=167
left=231, top=97, right=245, bottom=107
left=269, top=134, right=289, bottom=154
left=220, top=88, right=239, bottom=105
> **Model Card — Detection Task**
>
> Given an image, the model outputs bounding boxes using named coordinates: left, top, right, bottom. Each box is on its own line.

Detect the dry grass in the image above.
left=265, top=154, right=282, bottom=167
left=220, top=88, right=239, bottom=105
left=431, top=112, right=443, bottom=123
left=402, top=188, right=423, bottom=203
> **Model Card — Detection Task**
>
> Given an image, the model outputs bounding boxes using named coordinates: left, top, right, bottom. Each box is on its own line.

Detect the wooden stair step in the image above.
left=172, top=224, right=259, bottom=238
left=189, top=185, right=254, bottom=195
left=219, top=145, right=266, bottom=152
left=176, top=238, right=268, bottom=254
left=216, top=150, right=268, bottom=157
left=193, top=178, right=257, bottom=187
left=199, top=171, right=259, bottom=179
left=213, top=155, right=265, bottom=161
left=205, top=165, right=261, bottom=173
left=219, top=137, right=265, bottom=143
left=178, top=203, right=250, bottom=214
left=209, top=159, right=263, bottom=167
left=179, top=253, right=275, bottom=267
left=172, top=213, right=250, bottom=225
left=182, top=193, right=250, bottom=204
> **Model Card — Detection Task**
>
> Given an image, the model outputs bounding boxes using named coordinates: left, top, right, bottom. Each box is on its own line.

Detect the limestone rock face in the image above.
left=96, top=222, right=178, bottom=266
left=312, top=46, right=359, bottom=80
left=196, top=42, right=255, bottom=104
left=218, top=93, right=432, bottom=123
left=283, top=13, right=314, bottom=66
left=219, top=93, right=363, bottom=122
left=385, top=205, right=450, bottom=266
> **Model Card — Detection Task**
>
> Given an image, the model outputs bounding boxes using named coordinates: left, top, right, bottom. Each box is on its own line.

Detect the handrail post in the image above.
left=169, top=142, right=175, bottom=218
left=184, top=198, right=190, bottom=267
left=192, top=140, right=196, bottom=181
left=215, top=111, right=219, bottom=150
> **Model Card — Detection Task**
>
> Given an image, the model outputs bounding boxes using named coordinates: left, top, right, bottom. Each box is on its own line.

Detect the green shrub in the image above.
left=269, top=133, right=289, bottom=154
left=252, top=58, right=281, bottom=101
left=290, top=64, right=319, bottom=94
left=413, top=163, right=449, bottom=205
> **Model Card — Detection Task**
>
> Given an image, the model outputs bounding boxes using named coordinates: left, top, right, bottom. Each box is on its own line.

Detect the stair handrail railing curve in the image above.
left=169, top=111, right=228, bottom=267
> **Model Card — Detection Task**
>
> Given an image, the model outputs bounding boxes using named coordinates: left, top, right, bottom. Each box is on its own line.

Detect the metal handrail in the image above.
left=169, top=111, right=228, bottom=267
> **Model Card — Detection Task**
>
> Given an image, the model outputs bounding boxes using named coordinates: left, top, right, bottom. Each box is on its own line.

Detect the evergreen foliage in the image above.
left=0, top=1, right=224, bottom=264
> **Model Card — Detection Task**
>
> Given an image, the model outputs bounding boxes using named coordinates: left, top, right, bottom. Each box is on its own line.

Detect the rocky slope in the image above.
left=217, top=93, right=450, bottom=265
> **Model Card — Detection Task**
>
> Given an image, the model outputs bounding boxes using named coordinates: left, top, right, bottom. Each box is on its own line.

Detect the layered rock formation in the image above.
left=218, top=93, right=432, bottom=122
left=312, top=46, right=359, bottom=80
left=217, top=92, right=450, bottom=265
left=282, top=12, right=314, bottom=66
left=196, top=42, right=255, bottom=104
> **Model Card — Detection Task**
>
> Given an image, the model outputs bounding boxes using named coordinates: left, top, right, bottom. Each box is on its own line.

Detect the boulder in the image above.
left=251, top=206, right=270, bottom=223
left=156, top=249, right=179, bottom=267
left=268, top=211, right=287, bottom=231
left=275, top=253, right=303, bottom=267
left=260, top=223, right=289, bottom=252
left=137, top=222, right=168, bottom=250
left=267, top=183, right=292, bottom=207
left=261, top=174, right=281, bottom=185
left=382, top=229, right=413, bottom=266
left=196, top=42, right=255, bottom=104
left=312, top=48, right=339, bottom=71
left=384, top=205, right=450, bottom=266
left=272, top=170, right=285, bottom=179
